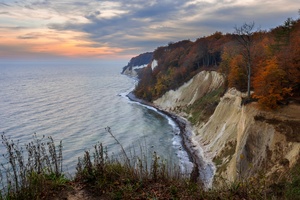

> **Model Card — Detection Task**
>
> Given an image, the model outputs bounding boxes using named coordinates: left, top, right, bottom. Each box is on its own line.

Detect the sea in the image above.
left=0, top=61, right=192, bottom=176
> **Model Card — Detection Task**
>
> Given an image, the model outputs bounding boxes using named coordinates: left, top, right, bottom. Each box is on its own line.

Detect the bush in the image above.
left=1, top=130, right=300, bottom=199
left=0, top=133, right=65, bottom=199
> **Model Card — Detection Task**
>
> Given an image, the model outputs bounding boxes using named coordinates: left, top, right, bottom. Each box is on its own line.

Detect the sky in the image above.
left=0, top=0, right=299, bottom=61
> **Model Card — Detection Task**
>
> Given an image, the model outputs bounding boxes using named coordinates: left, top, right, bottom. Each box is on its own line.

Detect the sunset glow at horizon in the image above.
left=0, top=0, right=299, bottom=61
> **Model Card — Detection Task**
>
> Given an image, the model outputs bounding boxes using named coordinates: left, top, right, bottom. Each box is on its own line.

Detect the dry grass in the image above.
left=1, top=131, right=300, bottom=199
left=0, top=133, right=67, bottom=200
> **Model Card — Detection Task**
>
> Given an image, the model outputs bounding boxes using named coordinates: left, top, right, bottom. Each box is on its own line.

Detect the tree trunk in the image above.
left=247, top=63, right=251, bottom=99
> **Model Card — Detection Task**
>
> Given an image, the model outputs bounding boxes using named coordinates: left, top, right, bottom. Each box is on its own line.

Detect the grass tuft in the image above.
left=0, top=133, right=65, bottom=200
left=1, top=130, right=300, bottom=199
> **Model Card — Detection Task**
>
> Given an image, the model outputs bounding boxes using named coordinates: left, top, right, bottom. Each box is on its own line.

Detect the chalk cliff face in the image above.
left=154, top=70, right=300, bottom=186
left=122, top=52, right=153, bottom=77
left=122, top=66, right=141, bottom=77
left=202, top=88, right=300, bottom=185
left=154, top=71, right=224, bottom=112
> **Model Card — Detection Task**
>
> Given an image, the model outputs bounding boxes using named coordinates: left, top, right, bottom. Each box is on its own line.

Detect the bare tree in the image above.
left=234, top=22, right=255, bottom=99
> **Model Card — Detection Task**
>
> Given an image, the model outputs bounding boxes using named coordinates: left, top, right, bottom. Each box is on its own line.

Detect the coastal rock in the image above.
left=154, top=70, right=300, bottom=187
left=121, top=52, right=153, bottom=77
left=154, top=70, right=225, bottom=187
left=198, top=88, right=300, bottom=185
left=122, top=66, right=140, bottom=77
left=154, top=71, right=224, bottom=111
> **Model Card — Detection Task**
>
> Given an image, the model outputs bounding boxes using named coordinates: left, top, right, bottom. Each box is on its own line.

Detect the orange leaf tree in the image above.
left=253, top=57, right=292, bottom=109
left=228, top=54, right=247, bottom=92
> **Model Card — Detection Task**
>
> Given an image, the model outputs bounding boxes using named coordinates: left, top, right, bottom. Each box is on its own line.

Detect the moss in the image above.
left=186, top=87, right=225, bottom=125
left=213, top=140, right=237, bottom=174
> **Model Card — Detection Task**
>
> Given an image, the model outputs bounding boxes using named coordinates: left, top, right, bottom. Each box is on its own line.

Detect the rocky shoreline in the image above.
left=156, top=106, right=215, bottom=188
left=126, top=92, right=211, bottom=187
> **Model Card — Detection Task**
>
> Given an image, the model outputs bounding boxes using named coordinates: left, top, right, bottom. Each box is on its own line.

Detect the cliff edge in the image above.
left=122, top=52, right=153, bottom=77
left=154, top=70, right=300, bottom=187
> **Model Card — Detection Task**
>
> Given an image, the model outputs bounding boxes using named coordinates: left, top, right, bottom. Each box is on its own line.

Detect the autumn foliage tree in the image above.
left=274, top=18, right=300, bottom=95
left=253, top=57, right=292, bottom=109
left=134, top=15, right=299, bottom=109
left=227, top=54, right=247, bottom=91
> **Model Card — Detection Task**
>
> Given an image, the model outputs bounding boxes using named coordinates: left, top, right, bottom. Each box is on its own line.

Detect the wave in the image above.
left=0, top=64, right=188, bottom=178
left=120, top=89, right=193, bottom=175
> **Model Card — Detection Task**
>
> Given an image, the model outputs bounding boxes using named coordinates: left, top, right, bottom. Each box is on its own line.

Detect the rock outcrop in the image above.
left=199, top=88, right=300, bottom=185
left=154, top=71, right=224, bottom=111
left=121, top=52, right=153, bottom=77
left=154, top=70, right=300, bottom=187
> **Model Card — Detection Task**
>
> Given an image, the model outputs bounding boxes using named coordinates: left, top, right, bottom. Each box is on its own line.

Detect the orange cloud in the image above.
left=0, top=28, right=125, bottom=59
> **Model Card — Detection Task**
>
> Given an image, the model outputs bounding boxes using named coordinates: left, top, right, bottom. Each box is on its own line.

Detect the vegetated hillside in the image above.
left=134, top=18, right=300, bottom=109
left=154, top=70, right=225, bottom=125
left=121, top=52, right=153, bottom=74
left=155, top=81, right=300, bottom=189
left=133, top=16, right=300, bottom=189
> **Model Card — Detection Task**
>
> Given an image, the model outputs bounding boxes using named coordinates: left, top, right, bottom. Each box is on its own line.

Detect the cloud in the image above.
left=0, top=43, right=63, bottom=59
left=17, top=32, right=49, bottom=39
left=0, top=2, right=10, bottom=7
left=131, top=1, right=181, bottom=21
left=44, top=0, right=300, bottom=55
left=85, top=11, right=101, bottom=20
left=0, top=26, right=30, bottom=30
left=47, top=1, right=199, bottom=52
left=0, top=11, right=10, bottom=15
left=1, top=0, right=299, bottom=59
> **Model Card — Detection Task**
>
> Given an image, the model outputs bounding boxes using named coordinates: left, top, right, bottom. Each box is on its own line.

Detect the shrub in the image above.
left=0, top=133, right=65, bottom=199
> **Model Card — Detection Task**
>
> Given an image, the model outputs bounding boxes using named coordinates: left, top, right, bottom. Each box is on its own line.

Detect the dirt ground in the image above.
left=51, top=183, right=102, bottom=200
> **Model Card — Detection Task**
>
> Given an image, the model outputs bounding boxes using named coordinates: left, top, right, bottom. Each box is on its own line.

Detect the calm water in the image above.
left=0, top=62, right=192, bottom=174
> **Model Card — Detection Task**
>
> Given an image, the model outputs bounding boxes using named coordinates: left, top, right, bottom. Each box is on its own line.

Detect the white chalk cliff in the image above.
left=154, top=70, right=300, bottom=187
left=122, top=64, right=148, bottom=78
left=154, top=71, right=224, bottom=111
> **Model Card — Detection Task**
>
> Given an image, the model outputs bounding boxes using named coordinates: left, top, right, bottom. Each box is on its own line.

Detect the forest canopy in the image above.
left=134, top=17, right=300, bottom=109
